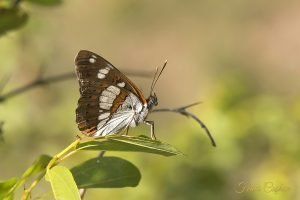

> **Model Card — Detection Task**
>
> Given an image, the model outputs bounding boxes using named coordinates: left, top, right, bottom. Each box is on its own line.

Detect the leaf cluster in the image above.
left=0, top=135, right=181, bottom=199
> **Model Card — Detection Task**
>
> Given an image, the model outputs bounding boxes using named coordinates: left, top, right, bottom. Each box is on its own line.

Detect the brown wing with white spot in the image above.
left=75, top=50, right=146, bottom=136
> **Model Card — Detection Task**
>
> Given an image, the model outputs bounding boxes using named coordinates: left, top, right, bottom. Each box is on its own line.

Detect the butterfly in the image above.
left=75, top=50, right=165, bottom=139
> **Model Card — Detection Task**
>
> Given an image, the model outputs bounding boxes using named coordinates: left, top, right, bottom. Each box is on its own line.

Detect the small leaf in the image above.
left=71, top=157, right=141, bottom=188
left=0, top=8, right=28, bottom=36
left=26, top=0, right=62, bottom=6
left=46, top=166, right=81, bottom=200
left=22, top=154, right=52, bottom=180
left=0, top=155, right=51, bottom=198
left=77, top=135, right=182, bottom=156
left=0, top=178, right=18, bottom=199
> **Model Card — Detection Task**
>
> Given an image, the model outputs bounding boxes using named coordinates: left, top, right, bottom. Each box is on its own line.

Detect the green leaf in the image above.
left=26, top=0, right=62, bottom=6
left=0, top=178, right=18, bottom=199
left=71, top=157, right=141, bottom=188
left=46, top=166, right=81, bottom=200
left=22, top=154, right=52, bottom=180
left=77, top=135, right=182, bottom=156
left=0, top=8, right=28, bottom=36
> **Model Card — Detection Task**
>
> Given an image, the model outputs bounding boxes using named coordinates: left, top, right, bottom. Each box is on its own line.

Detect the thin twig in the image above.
left=0, top=69, right=153, bottom=103
left=80, top=151, right=106, bottom=199
left=152, top=102, right=216, bottom=147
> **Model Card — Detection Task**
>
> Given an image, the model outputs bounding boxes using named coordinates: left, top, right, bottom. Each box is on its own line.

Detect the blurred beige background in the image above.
left=0, top=0, right=300, bottom=199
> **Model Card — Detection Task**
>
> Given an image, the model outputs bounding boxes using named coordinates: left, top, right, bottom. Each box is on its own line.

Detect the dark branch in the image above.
left=0, top=69, right=153, bottom=103
left=152, top=102, right=216, bottom=147
left=0, top=72, right=74, bottom=103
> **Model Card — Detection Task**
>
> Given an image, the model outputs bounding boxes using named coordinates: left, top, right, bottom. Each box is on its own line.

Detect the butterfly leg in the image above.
left=145, top=120, right=156, bottom=140
left=125, top=126, right=130, bottom=135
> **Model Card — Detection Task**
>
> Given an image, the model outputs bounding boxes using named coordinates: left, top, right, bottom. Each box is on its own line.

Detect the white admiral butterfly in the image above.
left=75, top=50, right=216, bottom=146
left=75, top=50, right=164, bottom=139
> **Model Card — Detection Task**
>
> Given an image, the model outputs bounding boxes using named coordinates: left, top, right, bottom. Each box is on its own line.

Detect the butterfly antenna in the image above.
left=150, top=67, right=159, bottom=94
left=150, top=60, right=167, bottom=95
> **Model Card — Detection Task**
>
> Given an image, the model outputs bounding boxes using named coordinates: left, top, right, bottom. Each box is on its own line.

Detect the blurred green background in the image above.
left=1, top=0, right=300, bottom=199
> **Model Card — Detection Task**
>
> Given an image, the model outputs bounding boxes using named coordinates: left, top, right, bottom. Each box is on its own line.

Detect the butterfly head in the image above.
left=147, top=92, right=158, bottom=110
left=147, top=60, right=167, bottom=111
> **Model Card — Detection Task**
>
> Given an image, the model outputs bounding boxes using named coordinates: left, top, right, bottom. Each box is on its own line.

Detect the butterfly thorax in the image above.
left=120, top=93, right=149, bottom=127
left=146, top=93, right=158, bottom=111
left=131, top=105, right=149, bottom=127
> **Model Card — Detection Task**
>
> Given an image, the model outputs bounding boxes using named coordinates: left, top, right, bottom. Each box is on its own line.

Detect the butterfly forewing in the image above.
left=75, top=50, right=147, bottom=136
left=75, top=50, right=146, bottom=100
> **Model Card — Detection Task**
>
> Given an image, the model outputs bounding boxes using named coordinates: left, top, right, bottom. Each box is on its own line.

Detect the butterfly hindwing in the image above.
left=95, top=91, right=146, bottom=136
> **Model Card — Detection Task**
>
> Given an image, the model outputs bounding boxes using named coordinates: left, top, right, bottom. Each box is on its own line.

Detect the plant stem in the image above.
left=46, top=138, right=81, bottom=170
left=22, top=171, right=46, bottom=200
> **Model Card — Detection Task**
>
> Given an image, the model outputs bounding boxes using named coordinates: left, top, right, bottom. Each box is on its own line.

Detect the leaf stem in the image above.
left=46, top=138, right=81, bottom=170
left=22, top=171, right=46, bottom=200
